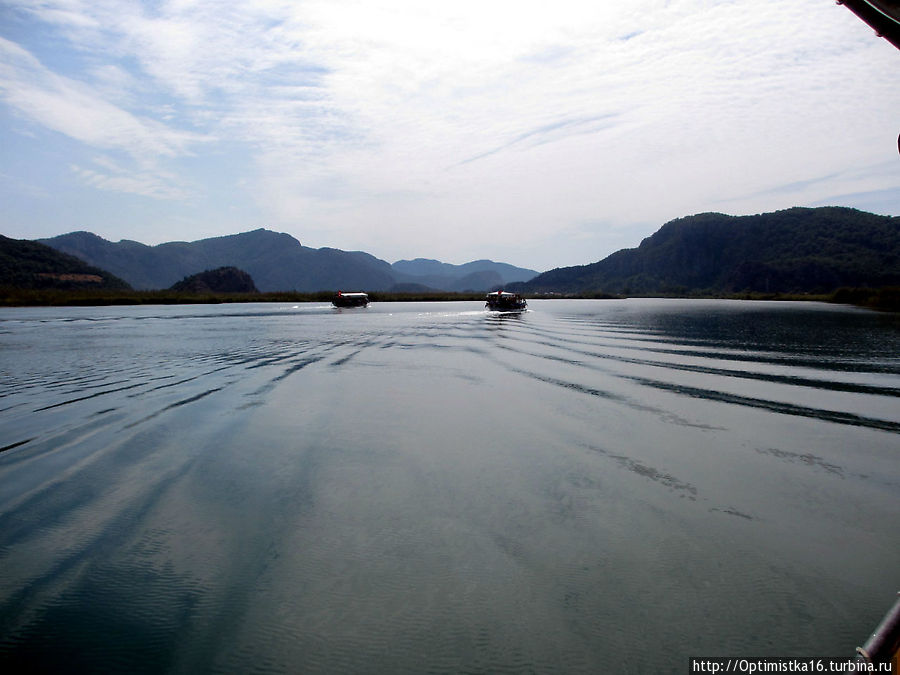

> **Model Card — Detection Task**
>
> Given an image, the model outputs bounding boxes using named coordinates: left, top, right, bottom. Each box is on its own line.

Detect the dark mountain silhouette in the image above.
left=170, top=267, right=259, bottom=294
left=514, top=207, right=899, bottom=295
left=39, top=229, right=396, bottom=292
left=448, top=270, right=504, bottom=292
left=38, top=229, right=538, bottom=292
left=34, top=207, right=896, bottom=297
left=391, top=258, right=538, bottom=290
left=0, top=235, right=131, bottom=290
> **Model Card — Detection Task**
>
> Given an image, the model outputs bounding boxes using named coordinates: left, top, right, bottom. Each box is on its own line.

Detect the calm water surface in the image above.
left=0, top=299, right=898, bottom=673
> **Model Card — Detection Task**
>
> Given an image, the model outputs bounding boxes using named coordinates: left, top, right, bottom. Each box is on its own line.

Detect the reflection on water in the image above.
left=0, top=300, right=898, bottom=673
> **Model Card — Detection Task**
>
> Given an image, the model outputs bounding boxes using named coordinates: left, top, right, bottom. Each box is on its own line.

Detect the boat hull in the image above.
left=485, top=291, right=527, bottom=311
left=333, top=292, right=369, bottom=307
left=486, top=301, right=526, bottom=311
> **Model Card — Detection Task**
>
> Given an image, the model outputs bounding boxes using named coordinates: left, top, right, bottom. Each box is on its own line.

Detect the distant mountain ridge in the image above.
left=38, top=230, right=539, bottom=293
left=391, top=258, right=537, bottom=291
left=33, top=206, right=896, bottom=297
left=514, top=207, right=899, bottom=295
left=39, top=229, right=396, bottom=292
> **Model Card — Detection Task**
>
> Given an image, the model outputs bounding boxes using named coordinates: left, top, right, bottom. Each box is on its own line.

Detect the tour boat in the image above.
left=333, top=291, right=369, bottom=307
left=485, top=290, right=527, bottom=312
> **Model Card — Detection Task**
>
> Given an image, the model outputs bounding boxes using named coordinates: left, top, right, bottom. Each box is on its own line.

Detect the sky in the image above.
left=1, top=0, right=898, bottom=272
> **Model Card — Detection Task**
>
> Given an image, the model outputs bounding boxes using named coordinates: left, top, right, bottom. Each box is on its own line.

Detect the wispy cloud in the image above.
left=457, top=115, right=621, bottom=166
left=0, top=34, right=209, bottom=195
left=0, top=0, right=897, bottom=268
left=70, top=156, right=193, bottom=200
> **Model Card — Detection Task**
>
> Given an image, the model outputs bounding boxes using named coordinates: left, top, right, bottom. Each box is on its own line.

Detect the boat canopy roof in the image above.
left=838, top=0, right=900, bottom=51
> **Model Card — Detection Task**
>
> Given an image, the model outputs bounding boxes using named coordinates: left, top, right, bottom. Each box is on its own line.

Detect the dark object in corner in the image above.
left=856, top=592, right=900, bottom=669
left=837, top=0, right=900, bottom=51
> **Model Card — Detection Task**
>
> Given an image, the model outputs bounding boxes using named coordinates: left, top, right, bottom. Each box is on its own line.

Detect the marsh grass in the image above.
left=2, top=287, right=896, bottom=310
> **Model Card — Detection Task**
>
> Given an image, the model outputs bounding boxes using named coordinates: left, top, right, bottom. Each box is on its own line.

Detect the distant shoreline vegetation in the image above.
left=0, top=287, right=897, bottom=311
left=0, top=289, right=486, bottom=306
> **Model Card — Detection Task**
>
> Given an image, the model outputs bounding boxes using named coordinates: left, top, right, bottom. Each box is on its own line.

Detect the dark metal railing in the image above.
left=857, top=592, right=900, bottom=669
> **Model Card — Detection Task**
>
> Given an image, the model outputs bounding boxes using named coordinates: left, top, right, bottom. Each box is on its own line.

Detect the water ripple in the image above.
left=0, top=301, right=897, bottom=673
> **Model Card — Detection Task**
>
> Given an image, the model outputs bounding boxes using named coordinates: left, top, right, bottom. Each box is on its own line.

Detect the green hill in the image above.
left=517, top=207, right=899, bottom=295
left=170, top=267, right=259, bottom=294
left=0, top=235, right=131, bottom=290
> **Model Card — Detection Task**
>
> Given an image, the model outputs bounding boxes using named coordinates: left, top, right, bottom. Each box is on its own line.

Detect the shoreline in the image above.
left=0, top=287, right=897, bottom=311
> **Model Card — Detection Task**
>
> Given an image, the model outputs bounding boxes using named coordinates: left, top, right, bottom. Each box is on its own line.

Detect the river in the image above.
left=0, top=299, right=897, bottom=673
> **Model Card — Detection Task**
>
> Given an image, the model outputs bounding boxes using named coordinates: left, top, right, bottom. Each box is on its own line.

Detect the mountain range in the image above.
left=512, top=207, right=899, bottom=295
left=11, top=206, right=899, bottom=297
left=38, top=230, right=539, bottom=293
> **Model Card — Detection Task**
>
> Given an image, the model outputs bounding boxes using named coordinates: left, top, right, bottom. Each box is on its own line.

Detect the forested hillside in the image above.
left=517, top=207, right=899, bottom=295
left=169, top=267, right=259, bottom=294
left=0, top=235, right=131, bottom=290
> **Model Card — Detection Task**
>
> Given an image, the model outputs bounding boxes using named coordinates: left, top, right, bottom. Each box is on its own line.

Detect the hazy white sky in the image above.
left=1, top=0, right=897, bottom=271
